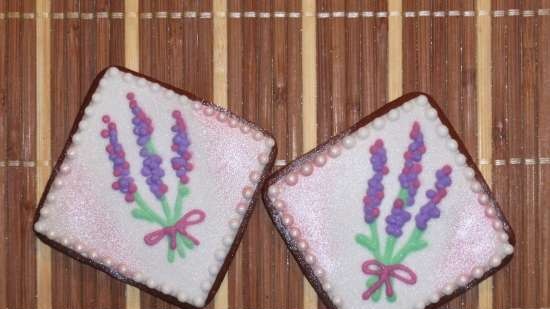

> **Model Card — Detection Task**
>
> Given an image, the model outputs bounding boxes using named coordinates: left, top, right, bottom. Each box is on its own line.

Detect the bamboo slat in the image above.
left=2, top=0, right=550, bottom=308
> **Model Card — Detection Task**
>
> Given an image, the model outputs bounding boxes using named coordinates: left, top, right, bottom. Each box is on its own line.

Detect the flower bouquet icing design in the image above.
left=101, top=92, right=206, bottom=263
left=356, top=123, right=453, bottom=302
left=263, top=94, right=514, bottom=309
left=34, top=67, right=276, bottom=308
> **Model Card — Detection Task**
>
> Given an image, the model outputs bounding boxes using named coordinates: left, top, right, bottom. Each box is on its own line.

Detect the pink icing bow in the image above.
left=361, top=259, right=417, bottom=300
left=144, top=209, right=206, bottom=249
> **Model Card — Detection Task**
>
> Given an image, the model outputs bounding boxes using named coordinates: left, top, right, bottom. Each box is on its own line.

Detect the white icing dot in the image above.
left=78, top=120, right=88, bottom=130
left=99, top=79, right=108, bottom=88
left=176, top=291, right=187, bottom=302
left=416, top=95, right=429, bottom=107
left=447, top=139, right=459, bottom=152
left=356, top=126, right=369, bottom=139
left=217, top=112, right=227, bottom=122
left=455, top=153, right=466, bottom=166
left=289, top=228, right=300, bottom=238
left=300, top=163, right=314, bottom=176
left=285, top=173, right=298, bottom=186
left=489, top=255, right=502, bottom=267
left=240, top=124, right=251, bottom=134
left=268, top=185, right=279, bottom=198
left=442, top=283, right=455, bottom=295
left=258, top=153, right=270, bottom=165
left=200, top=281, right=211, bottom=292
left=208, top=264, right=220, bottom=276
left=478, top=194, right=489, bottom=205
left=388, top=109, right=400, bottom=121
left=193, top=102, right=202, bottom=111
left=342, top=136, right=356, bottom=149
left=332, top=297, right=342, bottom=306
left=471, top=267, right=484, bottom=279
left=119, top=264, right=128, bottom=274
left=165, top=90, right=175, bottom=99
left=75, top=243, right=84, bottom=252
left=253, top=131, right=264, bottom=141
left=503, top=244, right=514, bottom=255
left=40, top=206, right=50, bottom=217
left=46, top=194, right=55, bottom=202
left=123, top=72, right=133, bottom=82
left=146, top=279, right=156, bottom=288
left=203, top=107, right=215, bottom=116
left=470, top=181, right=482, bottom=193
left=72, top=134, right=81, bottom=144
left=242, top=186, right=255, bottom=199
left=133, top=272, right=143, bottom=282
left=322, top=282, right=332, bottom=292
left=137, top=78, right=147, bottom=86
left=297, top=240, right=308, bottom=251
left=62, top=238, right=71, bottom=246
left=305, top=254, right=316, bottom=265
left=313, top=154, right=327, bottom=167
left=274, top=200, right=285, bottom=210
left=314, top=267, right=325, bottom=278
left=236, top=203, right=248, bottom=215
left=265, top=138, right=275, bottom=148
left=54, top=179, right=63, bottom=188
left=161, top=284, right=171, bottom=294
left=463, top=167, right=475, bottom=180
left=104, top=258, right=113, bottom=267
left=457, top=275, right=470, bottom=286
left=151, top=83, right=160, bottom=92
left=193, top=296, right=205, bottom=307
left=437, top=125, right=449, bottom=137
left=84, top=106, right=94, bottom=116
left=66, top=149, right=76, bottom=158
left=222, top=235, right=234, bottom=247
left=413, top=301, right=425, bottom=309
left=328, top=145, right=342, bottom=158
left=485, top=207, right=496, bottom=217
left=107, top=67, right=119, bottom=76
left=426, top=107, right=438, bottom=120
left=499, top=232, right=509, bottom=242
left=60, top=164, right=71, bottom=174
left=229, top=218, right=240, bottom=230
left=228, top=118, right=238, bottom=128
left=402, top=102, right=413, bottom=112
left=492, top=220, right=503, bottom=230
left=249, top=171, right=261, bottom=183
left=373, top=118, right=385, bottom=130
left=282, top=214, right=294, bottom=226
left=214, top=249, right=227, bottom=261
left=429, top=292, right=440, bottom=303
left=34, top=222, right=45, bottom=232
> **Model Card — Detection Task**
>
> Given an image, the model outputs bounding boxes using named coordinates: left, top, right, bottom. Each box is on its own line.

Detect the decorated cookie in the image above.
left=34, top=67, right=276, bottom=308
left=263, top=93, right=514, bottom=309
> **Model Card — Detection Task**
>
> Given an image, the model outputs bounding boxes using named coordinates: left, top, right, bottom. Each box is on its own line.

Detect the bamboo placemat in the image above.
left=1, top=0, right=549, bottom=308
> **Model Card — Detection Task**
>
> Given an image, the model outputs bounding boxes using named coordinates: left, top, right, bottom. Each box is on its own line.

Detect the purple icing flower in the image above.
left=101, top=115, right=137, bottom=202
left=363, top=139, right=389, bottom=223
left=170, top=111, right=194, bottom=184
left=127, top=92, right=168, bottom=199
left=415, top=165, right=453, bottom=230
left=385, top=122, right=426, bottom=237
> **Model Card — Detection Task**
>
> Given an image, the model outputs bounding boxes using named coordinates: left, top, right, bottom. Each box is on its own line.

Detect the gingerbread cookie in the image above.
left=34, top=67, right=276, bottom=308
left=263, top=93, right=514, bottom=309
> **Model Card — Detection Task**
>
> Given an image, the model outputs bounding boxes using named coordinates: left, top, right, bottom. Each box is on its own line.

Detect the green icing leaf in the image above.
left=131, top=208, right=154, bottom=223
left=167, top=248, right=175, bottom=263
left=181, top=236, right=195, bottom=249
left=355, top=234, right=375, bottom=251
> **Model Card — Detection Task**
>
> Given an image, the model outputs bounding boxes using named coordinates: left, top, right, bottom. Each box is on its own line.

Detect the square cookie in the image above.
left=34, top=67, right=276, bottom=308
left=263, top=93, right=514, bottom=309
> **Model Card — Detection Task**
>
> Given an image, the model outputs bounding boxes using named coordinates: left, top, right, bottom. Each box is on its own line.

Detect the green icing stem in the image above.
left=167, top=247, right=176, bottom=263
left=160, top=197, right=172, bottom=224
left=172, top=185, right=190, bottom=224
left=176, top=235, right=188, bottom=258
left=391, top=228, right=428, bottom=264
left=134, top=192, right=167, bottom=226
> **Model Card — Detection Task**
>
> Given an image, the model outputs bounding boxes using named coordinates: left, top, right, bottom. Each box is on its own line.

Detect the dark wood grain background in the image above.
left=0, top=0, right=549, bottom=309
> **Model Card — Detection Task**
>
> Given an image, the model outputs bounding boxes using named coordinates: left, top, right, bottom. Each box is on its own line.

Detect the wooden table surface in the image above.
left=1, top=0, right=549, bottom=308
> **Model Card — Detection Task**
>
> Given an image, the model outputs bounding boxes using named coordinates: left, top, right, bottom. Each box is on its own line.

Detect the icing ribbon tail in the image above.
left=361, top=259, right=417, bottom=300
left=143, top=209, right=206, bottom=250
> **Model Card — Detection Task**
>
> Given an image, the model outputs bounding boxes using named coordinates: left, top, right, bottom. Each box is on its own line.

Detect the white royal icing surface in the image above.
left=34, top=67, right=274, bottom=307
left=268, top=95, right=513, bottom=309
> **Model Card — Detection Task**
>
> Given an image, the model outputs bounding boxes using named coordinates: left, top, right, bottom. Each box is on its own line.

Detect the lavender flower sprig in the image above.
left=415, top=165, right=453, bottom=230
left=385, top=122, right=425, bottom=238
left=171, top=110, right=194, bottom=224
left=363, top=139, right=388, bottom=223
